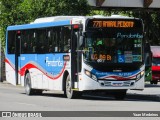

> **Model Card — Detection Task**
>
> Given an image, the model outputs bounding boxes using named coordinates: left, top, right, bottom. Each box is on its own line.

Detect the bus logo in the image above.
left=46, top=57, right=63, bottom=67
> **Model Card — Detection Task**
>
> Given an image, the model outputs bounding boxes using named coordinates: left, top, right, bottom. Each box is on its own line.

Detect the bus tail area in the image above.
left=5, top=15, right=145, bottom=100
left=151, top=46, right=160, bottom=84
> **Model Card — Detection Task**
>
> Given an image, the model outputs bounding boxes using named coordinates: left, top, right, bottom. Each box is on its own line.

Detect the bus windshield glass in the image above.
left=83, top=31, right=143, bottom=64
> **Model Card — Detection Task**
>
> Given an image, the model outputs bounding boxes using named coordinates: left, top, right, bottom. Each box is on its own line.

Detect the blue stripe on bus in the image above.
left=7, top=20, right=71, bottom=31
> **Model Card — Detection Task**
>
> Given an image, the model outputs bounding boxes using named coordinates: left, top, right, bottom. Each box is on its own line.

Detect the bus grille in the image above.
left=99, top=81, right=134, bottom=87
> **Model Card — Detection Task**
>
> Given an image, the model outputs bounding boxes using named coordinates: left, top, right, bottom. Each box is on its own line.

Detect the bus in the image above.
left=5, top=15, right=145, bottom=100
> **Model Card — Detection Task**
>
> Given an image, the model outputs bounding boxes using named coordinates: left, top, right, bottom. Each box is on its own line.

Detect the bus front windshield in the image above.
left=83, top=32, right=143, bottom=64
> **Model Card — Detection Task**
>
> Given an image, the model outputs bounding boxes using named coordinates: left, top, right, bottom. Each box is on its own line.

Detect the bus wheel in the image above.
left=150, top=81, right=154, bottom=84
left=113, top=90, right=127, bottom=100
left=153, top=81, right=158, bottom=84
left=150, top=81, right=158, bottom=84
left=65, top=75, right=81, bottom=99
left=25, top=73, right=34, bottom=95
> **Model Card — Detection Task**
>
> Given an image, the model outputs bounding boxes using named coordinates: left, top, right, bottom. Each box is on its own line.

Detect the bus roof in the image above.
left=33, top=15, right=134, bottom=23
left=7, top=20, right=71, bottom=31
left=151, top=46, right=160, bottom=57
left=33, top=16, right=86, bottom=23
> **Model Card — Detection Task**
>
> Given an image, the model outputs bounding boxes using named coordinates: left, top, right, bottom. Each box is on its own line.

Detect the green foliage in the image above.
left=89, top=10, right=111, bottom=16
left=30, top=0, right=90, bottom=18
left=0, top=0, right=91, bottom=49
left=0, top=0, right=26, bottom=48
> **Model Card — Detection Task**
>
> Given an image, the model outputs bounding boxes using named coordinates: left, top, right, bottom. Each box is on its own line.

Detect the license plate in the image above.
left=111, top=82, right=123, bottom=87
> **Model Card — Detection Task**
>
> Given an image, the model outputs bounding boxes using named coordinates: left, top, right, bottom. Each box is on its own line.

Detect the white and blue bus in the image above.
left=5, top=15, right=145, bottom=99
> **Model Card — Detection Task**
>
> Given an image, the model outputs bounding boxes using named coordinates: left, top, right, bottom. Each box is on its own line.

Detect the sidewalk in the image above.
left=127, top=83, right=160, bottom=101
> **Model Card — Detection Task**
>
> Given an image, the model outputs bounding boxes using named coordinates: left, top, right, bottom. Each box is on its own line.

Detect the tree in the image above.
left=0, top=0, right=28, bottom=48
left=0, top=0, right=91, bottom=49
left=30, top=0, right=90, bottom=18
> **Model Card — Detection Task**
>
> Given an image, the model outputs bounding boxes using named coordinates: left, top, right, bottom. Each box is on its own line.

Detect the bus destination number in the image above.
left=92, top=54, right=112, bottom=61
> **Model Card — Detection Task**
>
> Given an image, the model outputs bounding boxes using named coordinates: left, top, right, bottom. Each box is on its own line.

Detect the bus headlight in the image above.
left=85, top=69, right=91, bottom=77
left=84, top=69, right=97, bottom=81
left=136, top=70, right=144, bottom=80
left=141, top=70, right=144, bottom=76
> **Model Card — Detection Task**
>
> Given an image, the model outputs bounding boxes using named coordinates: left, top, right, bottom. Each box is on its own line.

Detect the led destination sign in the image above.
left=93, top=21, right=134, bottom=28
left=87, top=19, right=142, bottom=29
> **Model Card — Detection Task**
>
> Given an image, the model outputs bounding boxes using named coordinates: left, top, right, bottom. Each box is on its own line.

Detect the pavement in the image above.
left=127, top=83, right=160, bottom=101
left=1, top=81, right=160, bottom=101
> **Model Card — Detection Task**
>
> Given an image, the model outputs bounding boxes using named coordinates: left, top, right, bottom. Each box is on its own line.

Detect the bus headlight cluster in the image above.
left=141, top=70, right=145, bottom=76
left=84, top=69, right=97, bottom=81
left=136, top=70, right=144, bottom=80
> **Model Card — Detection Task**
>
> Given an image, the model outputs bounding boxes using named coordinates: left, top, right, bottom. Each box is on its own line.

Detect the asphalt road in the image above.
left=0, top=81, right=160, bottom=120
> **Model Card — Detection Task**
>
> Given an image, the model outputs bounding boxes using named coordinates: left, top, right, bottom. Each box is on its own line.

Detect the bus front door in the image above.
left=71, top=29, right=82, bottom=90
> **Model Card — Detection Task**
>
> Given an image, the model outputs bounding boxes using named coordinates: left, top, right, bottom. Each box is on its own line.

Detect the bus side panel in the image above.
left=19, top=54, right=47, bottom=89
left=19, top=53, right=70, bottom=91
left=19, top=54, right=37, bottom=87
left=5, top=55, right=16, bottom=85
left=47, top=53, right=70, bottom=91
left=36, top=54, right=46, bottom=89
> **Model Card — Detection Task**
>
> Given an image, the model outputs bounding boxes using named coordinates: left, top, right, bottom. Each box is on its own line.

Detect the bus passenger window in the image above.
left=49, top=45, right=53, bottom=53
left=37, top=28, right=47, bottom=54
left=32, top=46, right=36, bottom=53
left=64, top=39, right=71, bottom=52
left=8, top=31, right=16, bottom=54
left=55, top=46, right=58, bottom=52
left=22, top=42, right=28, bottom=53
left=61, top=26, right=71, bottom=52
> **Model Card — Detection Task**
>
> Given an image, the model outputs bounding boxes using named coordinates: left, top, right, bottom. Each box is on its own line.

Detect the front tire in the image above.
left=64, top=75, right=82, bottom=99
left=153, top=81, right=158, bottom=84
left=150, top=81, right=158, bottom=84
